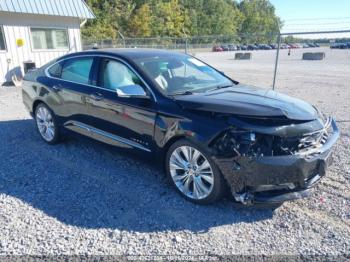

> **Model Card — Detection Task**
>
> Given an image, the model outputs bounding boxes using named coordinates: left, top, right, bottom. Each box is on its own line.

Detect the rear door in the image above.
left=45, top=56, right=95, bottom=127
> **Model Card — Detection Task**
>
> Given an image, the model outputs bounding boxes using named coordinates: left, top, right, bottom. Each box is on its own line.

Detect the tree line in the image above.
left=82, top=0, right=282, bottom=43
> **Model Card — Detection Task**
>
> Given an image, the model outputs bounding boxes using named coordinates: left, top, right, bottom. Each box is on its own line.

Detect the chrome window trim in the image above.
left=65, top=120, right=151, bottom=153
left=44, top=54, right=157, bottom=102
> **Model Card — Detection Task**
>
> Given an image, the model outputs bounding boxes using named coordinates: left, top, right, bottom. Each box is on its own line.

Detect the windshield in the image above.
left=134, top=55, right=234, bottom=95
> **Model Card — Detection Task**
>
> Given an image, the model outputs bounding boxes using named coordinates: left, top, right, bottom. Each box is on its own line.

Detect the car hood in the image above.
left=174, top=84, right=318, bottom=121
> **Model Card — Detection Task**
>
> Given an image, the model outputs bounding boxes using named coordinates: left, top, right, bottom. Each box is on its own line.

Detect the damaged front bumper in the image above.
left=216, top=118, right=340, bottom=204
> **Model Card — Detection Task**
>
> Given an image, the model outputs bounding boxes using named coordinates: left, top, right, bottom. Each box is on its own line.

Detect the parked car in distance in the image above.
left=212, top=45, right=223, bottom=52
left=330, top=43, right=342, bottom=49
left=269, top=44, right=278, bottom=49
left=307, top=43, right=320, bottom=48
left=258, top=44, right=272, bottom=50
left=238, top=44, right=248, bottom=50
left=280, top=44, right=289, bottom=49
left=228, top=44, right=238, bottom=51
left=220, top=45, right=230, bottom=51
left=288, top=43, right=299, bottom=49
left=22, top=49, right=339, bottom=205
left=247, top=44, right=258, bottom=50
left=339, top=42, right=350, bottom=49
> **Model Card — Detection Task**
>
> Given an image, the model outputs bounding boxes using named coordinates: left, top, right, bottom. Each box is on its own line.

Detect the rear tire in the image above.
left=165, top=139, right=226, bottom=204
left=34, top=103, right=60, bottom=145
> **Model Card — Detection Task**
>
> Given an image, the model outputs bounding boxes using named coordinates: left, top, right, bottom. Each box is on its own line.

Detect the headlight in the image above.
left=211, top=129, right=293, bottom=157
left=211, top=129, right=258, bottom=157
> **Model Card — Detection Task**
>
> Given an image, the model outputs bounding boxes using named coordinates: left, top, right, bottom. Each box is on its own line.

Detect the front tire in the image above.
left=34, top=103, right=60, bottom=144
left=165, top=139, right=225, bottom=204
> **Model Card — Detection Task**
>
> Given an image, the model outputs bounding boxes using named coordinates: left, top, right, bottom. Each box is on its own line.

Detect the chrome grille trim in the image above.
left=295, top=117, right=333, bottom=157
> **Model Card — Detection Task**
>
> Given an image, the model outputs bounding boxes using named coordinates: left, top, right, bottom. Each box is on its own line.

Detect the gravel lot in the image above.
left=0, top=47, right=349, bottom=257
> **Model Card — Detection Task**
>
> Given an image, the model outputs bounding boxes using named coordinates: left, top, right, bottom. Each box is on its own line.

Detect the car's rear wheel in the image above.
left=165, top=139, right=225, bottom=204
left=35, top=103, right=60, bottom=144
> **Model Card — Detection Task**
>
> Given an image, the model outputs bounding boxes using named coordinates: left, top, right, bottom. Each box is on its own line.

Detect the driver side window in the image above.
left=99, top=59, right=144, bottom=91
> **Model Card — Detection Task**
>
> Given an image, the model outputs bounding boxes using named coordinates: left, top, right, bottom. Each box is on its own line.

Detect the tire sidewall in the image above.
left=165, top=139, right=224, bottom=204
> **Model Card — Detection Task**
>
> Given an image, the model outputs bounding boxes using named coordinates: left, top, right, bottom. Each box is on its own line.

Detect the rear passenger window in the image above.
left=48, top=63, right=62, bottom=78
left=61, top=58, right=93, bottom=84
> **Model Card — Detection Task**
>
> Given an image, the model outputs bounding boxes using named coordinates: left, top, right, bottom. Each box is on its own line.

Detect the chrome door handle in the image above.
left=52, top=84, right=61, bottom=92
left=90, top=93, right=103, bottom=101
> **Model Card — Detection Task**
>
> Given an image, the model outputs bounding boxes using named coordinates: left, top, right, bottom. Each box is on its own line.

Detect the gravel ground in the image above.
left=0, top=47, right=349, bottom=257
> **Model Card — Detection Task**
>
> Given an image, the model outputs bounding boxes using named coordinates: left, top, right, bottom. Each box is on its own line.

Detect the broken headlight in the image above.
left=211, top=127, right=318, bottom=158
left=211, top=129, right=274, bottom=158
left=211, top=125, right=330, bottom=158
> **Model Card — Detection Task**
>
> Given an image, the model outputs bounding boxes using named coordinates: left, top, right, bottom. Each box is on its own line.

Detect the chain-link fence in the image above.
left=82, top=33, right=281, bottom=52
left=82, top=32, right=348, bottom=53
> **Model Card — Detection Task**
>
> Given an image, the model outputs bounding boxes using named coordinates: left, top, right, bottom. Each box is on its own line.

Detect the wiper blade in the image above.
left=217, top=84, right=234, bottom=89
left=171, top=91, right=194, bottom=96
left=206, top=84, right=233, bottom=92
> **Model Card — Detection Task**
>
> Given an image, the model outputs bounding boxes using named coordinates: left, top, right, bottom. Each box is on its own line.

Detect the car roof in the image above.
left=58, top=48, right=188, bottom=62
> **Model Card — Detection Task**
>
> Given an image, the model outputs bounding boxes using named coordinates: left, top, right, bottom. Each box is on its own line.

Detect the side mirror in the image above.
left=116, top=84, right=149, bottom=98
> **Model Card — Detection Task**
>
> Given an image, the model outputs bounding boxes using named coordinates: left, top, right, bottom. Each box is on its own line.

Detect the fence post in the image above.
left=185, top=36, right=188, bottom=54
left=272, top=33, right=281, bottom=90
left=118, top=31, right=126, bottom=48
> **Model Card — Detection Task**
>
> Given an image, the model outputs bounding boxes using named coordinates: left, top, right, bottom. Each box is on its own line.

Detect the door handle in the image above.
left=90, top=93, right=103, bottom=101
left=52, top=84, right=62, bottom=92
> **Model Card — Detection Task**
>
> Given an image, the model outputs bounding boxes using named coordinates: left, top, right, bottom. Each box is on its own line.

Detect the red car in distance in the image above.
left=212, top=45, right=223, bottom=52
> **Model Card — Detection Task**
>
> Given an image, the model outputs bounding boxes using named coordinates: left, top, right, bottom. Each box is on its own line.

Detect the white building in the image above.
left=0, top=0, right=94, bottom=84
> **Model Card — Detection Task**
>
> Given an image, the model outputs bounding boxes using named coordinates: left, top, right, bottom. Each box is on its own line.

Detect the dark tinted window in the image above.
left=61, top=58, right=93, bottom=84
left=48, top=63, right=62, bottom=78
left=0, top=26, right=6, bottom=50
left=99, top=59, right=143, bottom=91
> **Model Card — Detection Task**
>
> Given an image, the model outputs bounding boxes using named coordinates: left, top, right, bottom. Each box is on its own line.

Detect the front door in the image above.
left=85, top=57, right=157, bottom=152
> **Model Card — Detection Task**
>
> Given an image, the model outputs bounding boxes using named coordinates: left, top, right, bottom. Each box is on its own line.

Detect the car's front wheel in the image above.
left=35, top=103, right=60, bottom=144
left=165, top=139, right=225, bottom=204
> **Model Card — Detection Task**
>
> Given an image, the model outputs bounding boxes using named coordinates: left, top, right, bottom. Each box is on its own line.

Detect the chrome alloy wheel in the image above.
left=36, top=106, right=55, bottom=142
left=169, top=146, right=214, bottom=200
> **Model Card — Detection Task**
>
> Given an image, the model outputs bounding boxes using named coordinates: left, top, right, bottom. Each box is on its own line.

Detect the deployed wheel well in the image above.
left=163, top=135, right=186, bottom=152
left=161, top=136, right=187, bottom=169
left=32, top=100, right=46, bottom=114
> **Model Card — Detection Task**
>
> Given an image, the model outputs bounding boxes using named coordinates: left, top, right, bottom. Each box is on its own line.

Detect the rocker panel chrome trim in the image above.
left=64, top=120, right=151, bottom=152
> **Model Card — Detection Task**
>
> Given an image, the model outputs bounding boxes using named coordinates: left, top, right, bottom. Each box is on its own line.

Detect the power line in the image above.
left=285, top=21, right=350, bottom=26
left=283, top=25, right=350, bottom=30
left=280, top=29, right=350, bottom=35
left=284, top=17, right=350, bottom=21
